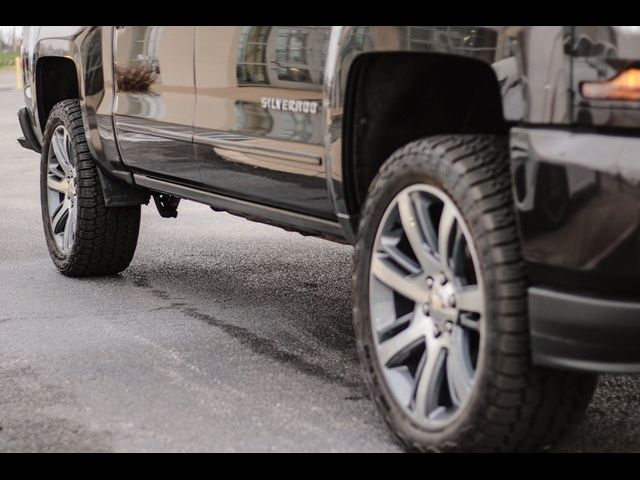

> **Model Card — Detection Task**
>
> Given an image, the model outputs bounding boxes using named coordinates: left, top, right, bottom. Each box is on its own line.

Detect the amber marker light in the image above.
left=581, top=67, right=640, bottom=101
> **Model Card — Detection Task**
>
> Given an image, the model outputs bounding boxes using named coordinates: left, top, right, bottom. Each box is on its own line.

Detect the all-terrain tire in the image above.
left=352, top=134, right=597, bottom=452
left=40, top=99, right=141, bottom=277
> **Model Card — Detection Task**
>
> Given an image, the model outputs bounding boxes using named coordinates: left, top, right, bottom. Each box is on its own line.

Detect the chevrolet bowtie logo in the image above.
left=431, top=293, right=443, bottom=310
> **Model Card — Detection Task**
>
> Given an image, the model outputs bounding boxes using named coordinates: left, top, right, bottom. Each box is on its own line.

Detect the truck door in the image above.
left=113, top=26, right=200, bottom=183
left=192, top=26, right=335, bottom=219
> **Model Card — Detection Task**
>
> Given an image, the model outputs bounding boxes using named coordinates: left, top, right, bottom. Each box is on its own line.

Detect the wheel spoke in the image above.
left=49, top=163, right=65, bottom=179
left=438, top=203, right=457, bottom=275
left=51, top=130, right=65, bottom=161
left=446, top=330, right=473, bottom=407
left=397, top=191, right=441, bottom=275
left=52, top=129, right=73, bottom=176
left=64, top=129, right=72, bottom=161
left=377, top=316, right=425, bottom=367
left=414, top=196, right=439, bottom=255
left=51, top=199, right=70, bottom=234
left=47, top=176, right=69, bottom=194
left=450, top=227, right=466, bottom=276
left=457, top=285, right=483, bottom=314
left=380, top=230, right=421, bottom=275
left=378, top=312, right=414, bottom=340
left=459, top=314, right=480, bottom=332
left=413, top=339, right=446, bottom=419
left=63, top=204, right=76, bottom=251
left=371, top=254, right=429, bottom=304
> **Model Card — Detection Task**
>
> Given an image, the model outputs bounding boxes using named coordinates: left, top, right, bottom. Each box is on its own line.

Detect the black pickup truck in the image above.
left=17, top=26, right=640, bottom=452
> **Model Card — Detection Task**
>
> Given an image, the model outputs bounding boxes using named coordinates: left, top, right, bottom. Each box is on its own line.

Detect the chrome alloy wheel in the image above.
left=46, top=125, right=78, bottom=254
left=369, top=184, right=485, bottom=429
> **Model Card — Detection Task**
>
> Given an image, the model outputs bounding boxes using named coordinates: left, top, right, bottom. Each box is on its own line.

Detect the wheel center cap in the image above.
left=430, top=287, right=446, bottom=311
left=427, top=277, right=457, bottom=333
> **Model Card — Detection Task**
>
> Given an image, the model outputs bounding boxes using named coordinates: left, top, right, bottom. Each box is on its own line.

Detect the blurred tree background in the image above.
left=0, top=26, right=20, bottom=67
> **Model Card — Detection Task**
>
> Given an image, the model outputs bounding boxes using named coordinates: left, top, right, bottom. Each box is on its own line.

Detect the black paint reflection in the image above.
left=236, top=26, right=328, bottom=89
left=512, top=132, right=640, bottom=298
left=195, top=26, right=332, bottom=218
left=114, top=26, right=198, bottom=183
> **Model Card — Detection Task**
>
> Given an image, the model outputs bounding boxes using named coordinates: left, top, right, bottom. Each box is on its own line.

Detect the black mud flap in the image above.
left=17, top=108, right=41, bottom=153
left=96, top=167, right=150, bottom=207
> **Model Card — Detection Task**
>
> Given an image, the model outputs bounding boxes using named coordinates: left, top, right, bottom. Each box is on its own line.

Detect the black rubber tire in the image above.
left=40, top=99, right=141, bottom=277
left=352, top=135, right=597, bottom=452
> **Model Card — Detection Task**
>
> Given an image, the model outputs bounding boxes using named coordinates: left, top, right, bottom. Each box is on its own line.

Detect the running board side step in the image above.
left=133, top=174, right=345, bottom=240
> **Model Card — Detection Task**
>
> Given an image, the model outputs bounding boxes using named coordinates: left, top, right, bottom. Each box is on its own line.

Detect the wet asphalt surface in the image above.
left=1, top=76, right=639, bottom=452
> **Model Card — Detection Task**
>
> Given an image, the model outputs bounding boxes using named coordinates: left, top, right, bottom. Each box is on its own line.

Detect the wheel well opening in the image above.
left=343, top=52, right=508, bottom=220
left=36, top=56, right=80, bottom=133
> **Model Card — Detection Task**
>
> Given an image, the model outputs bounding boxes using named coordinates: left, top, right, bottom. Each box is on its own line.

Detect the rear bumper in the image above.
left=17, top=107, right=41, bottom=153
left=530, top=287, right=640, bottom=373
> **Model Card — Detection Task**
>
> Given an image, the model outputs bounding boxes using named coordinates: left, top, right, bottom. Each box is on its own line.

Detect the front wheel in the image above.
left=353, top=135, right=597, bottom=452
left=40, top=99, right=141, bottom=276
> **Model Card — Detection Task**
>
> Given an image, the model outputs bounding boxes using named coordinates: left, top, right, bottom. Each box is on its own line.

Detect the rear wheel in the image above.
left=40, top=99, right=141, bottom=276
left=353, top=134, right=597, bottom=452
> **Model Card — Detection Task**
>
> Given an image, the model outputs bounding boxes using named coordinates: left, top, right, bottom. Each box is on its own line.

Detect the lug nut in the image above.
left=426, top=277, right=433, bottom=288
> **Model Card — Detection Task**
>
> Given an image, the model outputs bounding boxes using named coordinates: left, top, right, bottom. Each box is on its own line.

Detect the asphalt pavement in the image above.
left=1, top=72, right=639, bottom=452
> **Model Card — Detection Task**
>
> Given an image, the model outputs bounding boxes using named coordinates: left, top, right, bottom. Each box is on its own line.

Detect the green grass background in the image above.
left=0, top=51, right=19, bottom=67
